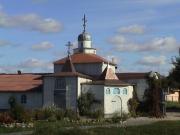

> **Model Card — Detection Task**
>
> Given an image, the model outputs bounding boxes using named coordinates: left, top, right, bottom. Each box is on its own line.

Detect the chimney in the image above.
left=17, top=70, right=21, bottom=75
left=112, top=57, right=116, bottom=64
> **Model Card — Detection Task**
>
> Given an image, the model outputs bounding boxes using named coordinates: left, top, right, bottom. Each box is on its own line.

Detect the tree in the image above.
left=143, top=72, right=163, bottom=118
left=168, top=50, right=180, bottom=89
left=77, top=92, right=95, bottom=116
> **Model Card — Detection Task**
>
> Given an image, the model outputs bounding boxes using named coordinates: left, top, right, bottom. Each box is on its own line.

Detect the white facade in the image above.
left=81, top=84, right=133, bottom=117
left=104, top=86, right=133, bottom=116
left=0, top=91, right=42, bottom=110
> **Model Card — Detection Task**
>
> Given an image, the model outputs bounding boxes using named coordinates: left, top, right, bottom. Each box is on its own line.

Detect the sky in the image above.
left=0, top=0, right=179, bottom=75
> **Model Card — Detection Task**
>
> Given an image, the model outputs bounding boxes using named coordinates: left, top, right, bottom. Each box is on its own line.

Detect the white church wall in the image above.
left=81, top=84, right=104, bottom=101
left=81, top=84, right=104, bottom=112
left=104, top=86, right=133, bottom=117
left=77, top=77, right=92, bottom=97
left=125, top=79, right=148, bottom=101
left=65, top=77, right=78, bottom=111
left=43, top=76, right=55, bottom=107
left=83, top=49, right=96, bottom=54
left=0, top=91, right=42, bottom=110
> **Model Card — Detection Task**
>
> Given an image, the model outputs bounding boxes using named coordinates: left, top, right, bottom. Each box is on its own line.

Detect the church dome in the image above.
left=78, top=32, right=91, bottom=41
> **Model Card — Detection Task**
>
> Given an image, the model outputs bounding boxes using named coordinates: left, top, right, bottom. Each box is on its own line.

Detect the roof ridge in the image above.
left=61, top=55, right=76, bottom=72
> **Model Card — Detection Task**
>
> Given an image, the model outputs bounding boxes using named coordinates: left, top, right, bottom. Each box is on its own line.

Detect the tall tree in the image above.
left=168, top=48, right=180, bottom=89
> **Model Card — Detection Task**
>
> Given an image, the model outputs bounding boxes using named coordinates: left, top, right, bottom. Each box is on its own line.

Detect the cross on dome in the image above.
left=82, top=14, right=87, bottom=33
left=66, top=41, right=73, bottom=56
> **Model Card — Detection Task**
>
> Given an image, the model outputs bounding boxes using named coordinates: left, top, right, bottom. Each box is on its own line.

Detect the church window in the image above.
left=106, top=88, right=110, bottom=94
left=55, top=78, right=66, bottom=90
left=113, top=88, right=120, bottom=94
left=123, top=88, right=128, bottom=95
left=21, top=95, right=27, bottom=104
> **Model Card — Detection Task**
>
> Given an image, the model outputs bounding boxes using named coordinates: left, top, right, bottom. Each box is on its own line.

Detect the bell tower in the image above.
left=73, top=14, right=96, bottom=54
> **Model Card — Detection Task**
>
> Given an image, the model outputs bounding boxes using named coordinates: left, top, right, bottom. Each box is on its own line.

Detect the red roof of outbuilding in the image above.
left=0, top=74, right=42, bottom=92
left=54, top=53, right=115, bottom=65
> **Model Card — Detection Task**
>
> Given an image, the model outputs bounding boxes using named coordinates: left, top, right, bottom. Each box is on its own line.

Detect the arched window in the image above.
left=113, top=88, right=120, bottom=94
left=106, top=88, right=111, bottom=94
left=123, top=88, right=128, bottom=95
left=21, top=95, right=27, bottom=104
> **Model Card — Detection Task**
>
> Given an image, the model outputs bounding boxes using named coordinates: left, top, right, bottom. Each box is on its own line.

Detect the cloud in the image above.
left=118, top=25, right=145, bottom=34
left=0, top=11, right=62, bottom=33
left=31, top=41, right=54, bottom=51
left=108, top=35, right=179, bottom=52
left=136, top=55, right=166, bottom=66
left=0, top=58, right=53, bottom=73
left=0, top=39, right=12, bottom=47
left=18, top=58, right=53, bottom=71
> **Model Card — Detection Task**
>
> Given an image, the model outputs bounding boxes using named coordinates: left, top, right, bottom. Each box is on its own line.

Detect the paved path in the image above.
left=2, top=112, right=180, bottom=135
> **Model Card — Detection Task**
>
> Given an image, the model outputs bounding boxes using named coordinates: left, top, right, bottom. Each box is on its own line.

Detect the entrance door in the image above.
left=111, top=96, right=122, bottom=114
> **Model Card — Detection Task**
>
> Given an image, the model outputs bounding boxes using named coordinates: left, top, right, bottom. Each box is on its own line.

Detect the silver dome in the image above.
left=78, top=32, right=91, bottom=41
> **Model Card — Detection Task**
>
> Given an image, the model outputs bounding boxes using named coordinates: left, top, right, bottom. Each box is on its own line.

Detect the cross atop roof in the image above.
left=66, top=41, right=73, bottom=56
left=82, top=14, right=87, bottom=33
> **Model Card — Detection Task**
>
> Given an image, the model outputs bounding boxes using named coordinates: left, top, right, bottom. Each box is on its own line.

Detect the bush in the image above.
left=64, top=109, right=78, bottom=120
left=111, top=112, right=129, bottom=123
left=34, top=106, right=75, bottom=121
left=34, top=105, right=65, bottom=121
left=77, top=92, right=95, bottom=116
left=128, top=98, right=139, bottom=117
left=0, top=112, right=14, bottom=124
left=10, top=104, right=26, bottom=122
left=90, top=109, right=104, bottom=119
left=55, top=108, right=65, bottom=121
left=8, top=98, right=31, bottom=123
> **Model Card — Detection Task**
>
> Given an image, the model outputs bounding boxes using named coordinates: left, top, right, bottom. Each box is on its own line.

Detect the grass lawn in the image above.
left=90, top=121, right=180, bottom=135
left=33, top=121, right=180, bottom=135
left=0, top=126, right=31, bottom=134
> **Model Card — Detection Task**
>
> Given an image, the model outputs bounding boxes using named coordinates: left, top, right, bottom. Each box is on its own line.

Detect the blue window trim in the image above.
left=106, top=88, right=111, bottom=94
left=123, top=88, right=128, bottom=95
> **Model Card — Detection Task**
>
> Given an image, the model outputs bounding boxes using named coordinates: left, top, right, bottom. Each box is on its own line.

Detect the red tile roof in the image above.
left=54, top=53, right=115, bottom=65
left=48, top=72, right=93, bottom=79
left=0, top=74, right=42, bottom=92
left=116, top=72, right=149, bottom=80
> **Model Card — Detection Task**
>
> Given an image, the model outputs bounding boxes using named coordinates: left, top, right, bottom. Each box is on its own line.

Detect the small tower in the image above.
left=73, top=14, right=96, bottom=54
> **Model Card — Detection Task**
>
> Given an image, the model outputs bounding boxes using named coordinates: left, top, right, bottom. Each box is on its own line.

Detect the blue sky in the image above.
left=0, top=0, right=179, bottom=75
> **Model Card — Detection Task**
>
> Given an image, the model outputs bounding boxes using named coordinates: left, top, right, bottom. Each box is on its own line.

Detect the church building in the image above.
left=43, top=16, right=133, bottom=117
left=0, top=16, right=151, bottom=117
